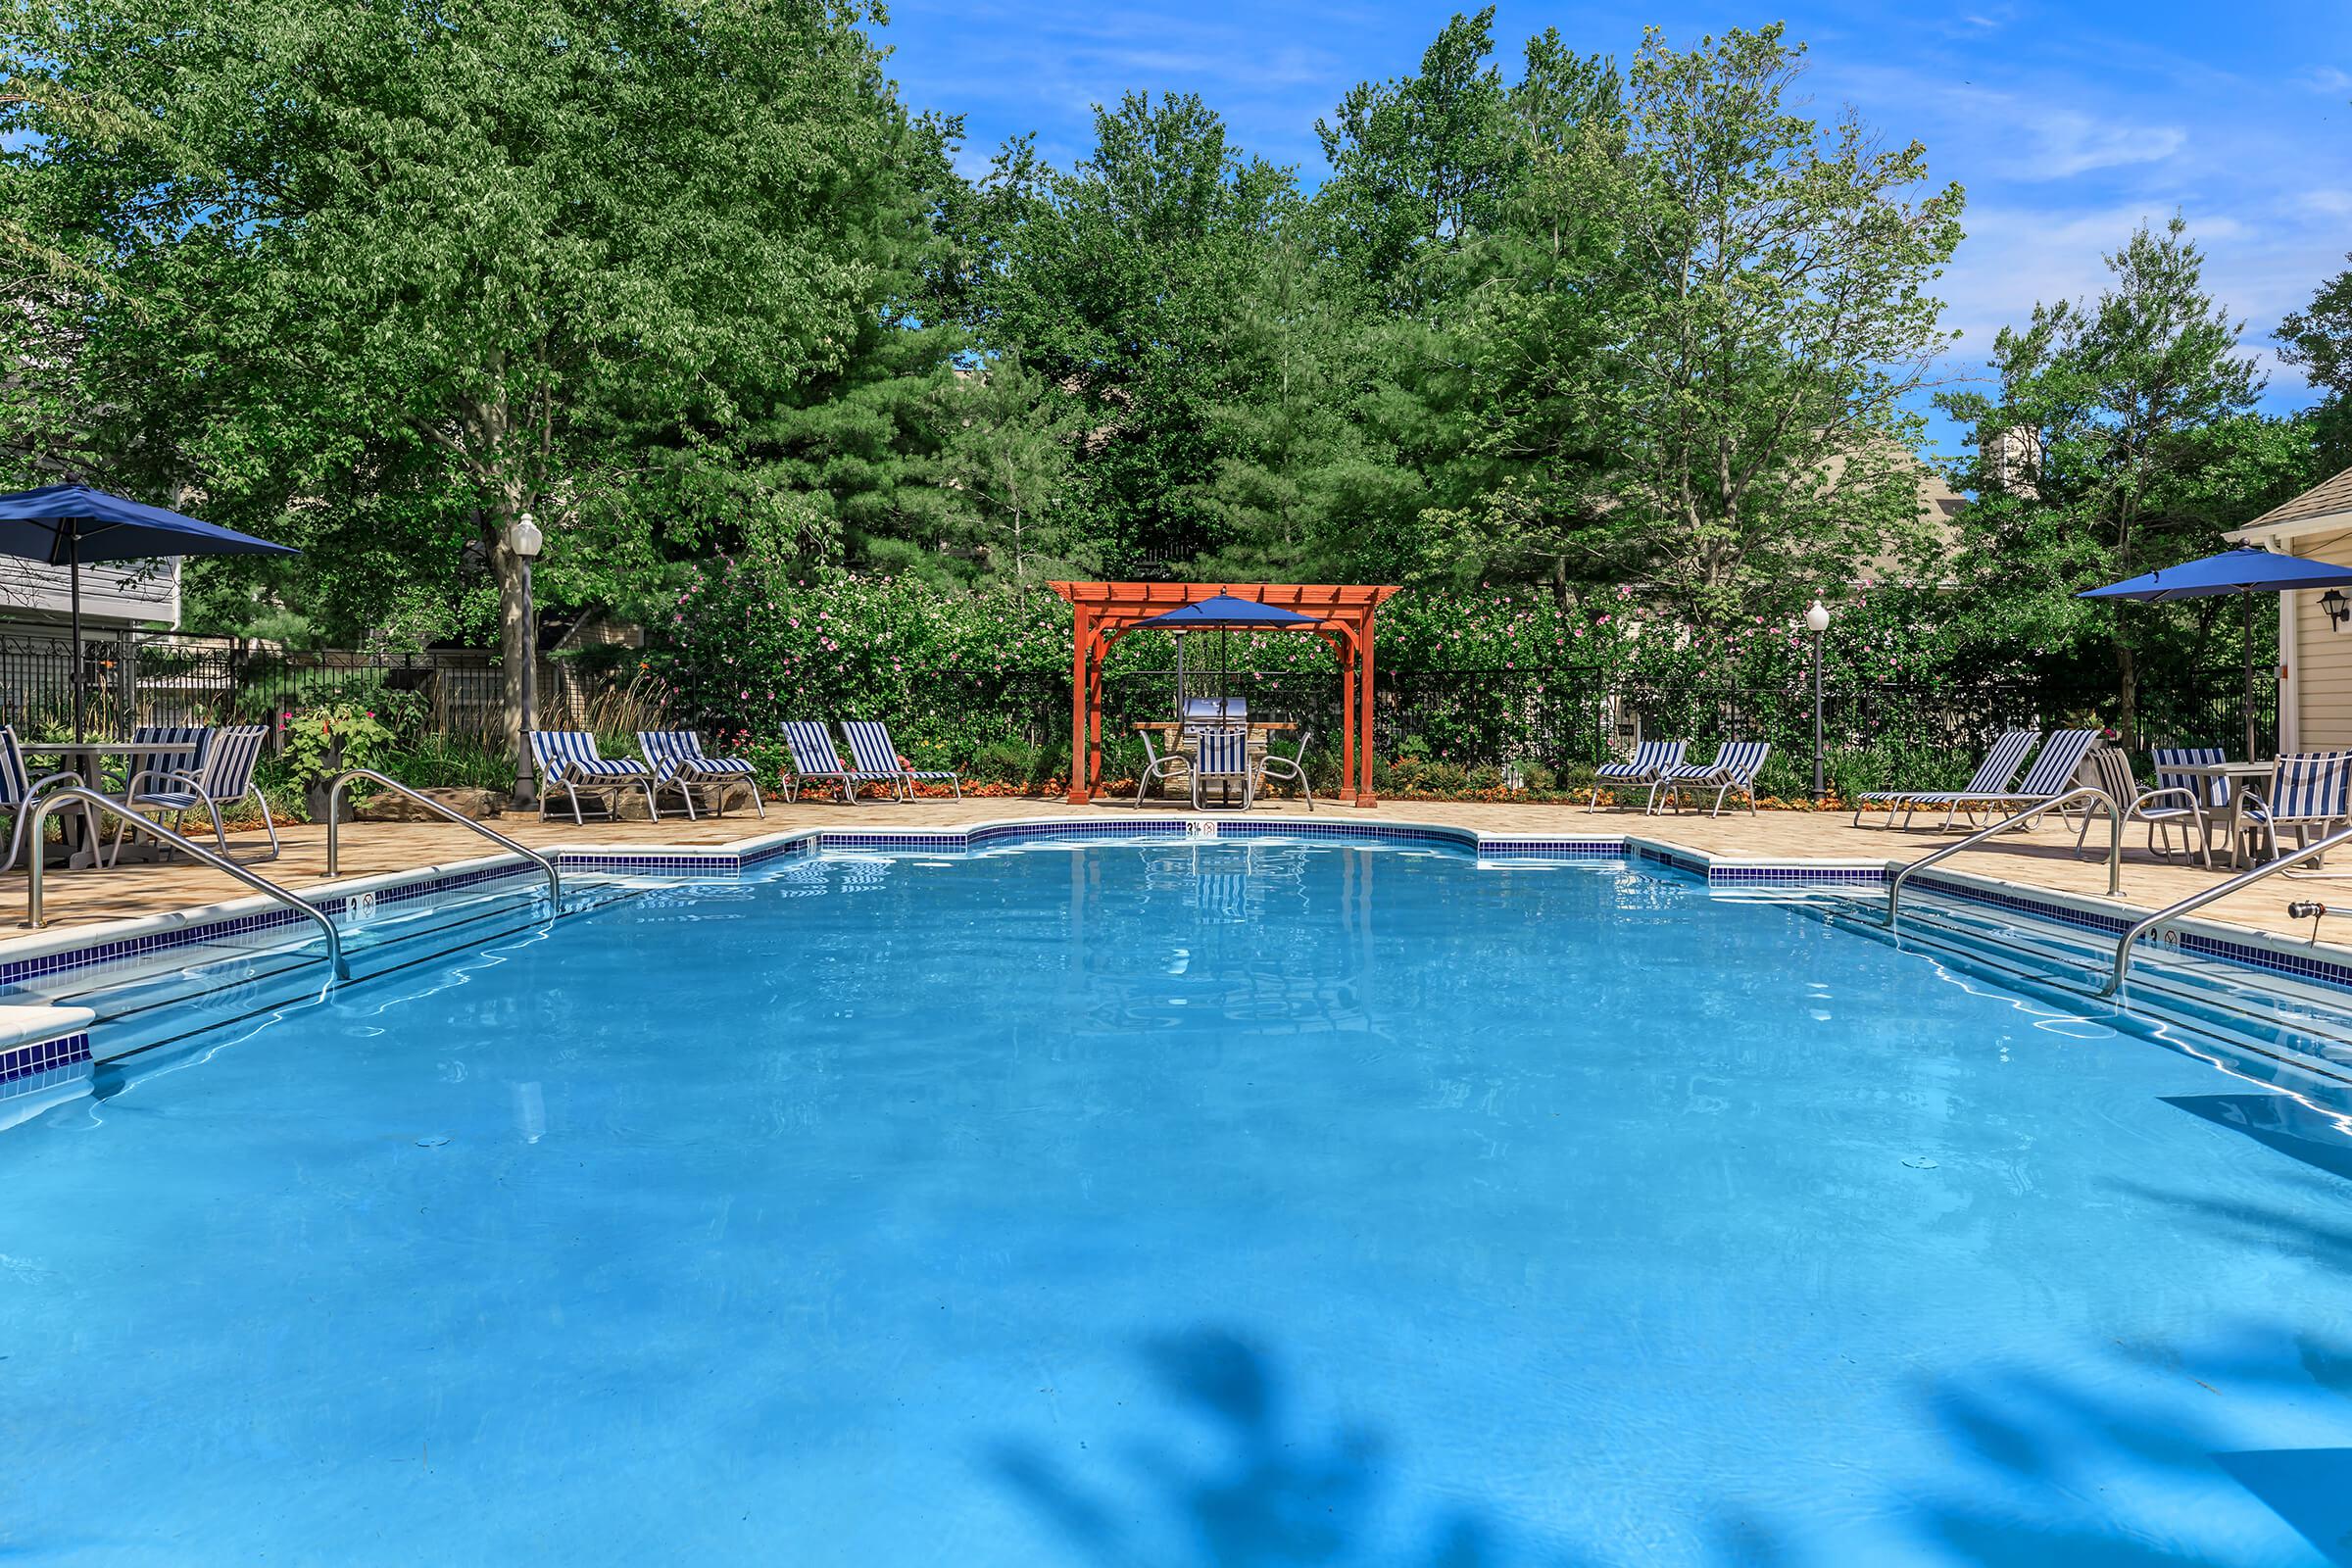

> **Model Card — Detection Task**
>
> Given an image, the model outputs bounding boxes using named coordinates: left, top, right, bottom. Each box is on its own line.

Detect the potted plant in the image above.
left=282, top=703, right=398, bottom=819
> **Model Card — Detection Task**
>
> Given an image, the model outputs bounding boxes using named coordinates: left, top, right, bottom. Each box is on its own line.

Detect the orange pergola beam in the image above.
left=1047, top=581, right=1399, bottom=808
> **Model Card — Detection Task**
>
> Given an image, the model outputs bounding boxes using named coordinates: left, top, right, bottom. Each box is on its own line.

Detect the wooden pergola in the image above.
left=1048, top=581, right=1399, bottom=808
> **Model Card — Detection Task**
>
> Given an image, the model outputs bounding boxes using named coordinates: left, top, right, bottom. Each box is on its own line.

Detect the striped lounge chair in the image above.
left=1190, top=726, right=1253, bottom=810
left=113, top=724, right=277, bottom=862
left=1587, top=739, right=1686, bottom=812
left=531, top=730, right=660, bottom=824
left=2240, top=751, right=2352, bottom=865
left=1852, top=728, right=2038, bottom=830
left=842, top=721, right=962, bottom=801
left=638, top=730, right=763, bottom=820
left=1965, top=727, right=2103, bottom=824
left=781, top=721, right=902, bottom=804
left=1650, top=740, right=1772, bottom=817
left=0, top=725, right=86, bottom=873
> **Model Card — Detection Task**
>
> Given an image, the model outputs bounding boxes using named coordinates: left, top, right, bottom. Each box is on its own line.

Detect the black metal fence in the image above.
left=0, top=633, right=643, bottom=746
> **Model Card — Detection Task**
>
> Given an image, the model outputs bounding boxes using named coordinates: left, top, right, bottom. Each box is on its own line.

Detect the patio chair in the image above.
left=1851, top=727, right=2037, bottom=830
left=125, top=723, right=211, bottom=795
left=1649, top=740, right=1771, bottom=817
left=1586, top=739, right=1686, bottom=812
left=2239, top=751, right=2352, bottom=865
left=781, top=720, right=902, bottom=804
left=1191, top=726, right=1254, bottom=810
left=2079, top=747, right=2211, bottom=868
left=112, top=724, right=278, bottom=862
left=530, top=730, right=661, bottom=825
left=1131, top=729, right=1189, bottom=807
left=638, top=730, right=763, bottom=820
left=1253, top=729, right=1313, bottom=810
left=0, top=726, right=86, bottom=873
left=2150, top=746, right=2232, bottom=863
left=842, top=720, right=962, bottom=801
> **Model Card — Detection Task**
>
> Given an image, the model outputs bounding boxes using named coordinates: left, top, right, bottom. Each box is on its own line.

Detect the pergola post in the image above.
left=1356, top=610, right=1378, bottom=807
left=1067, top=607, right=1092, bottom=804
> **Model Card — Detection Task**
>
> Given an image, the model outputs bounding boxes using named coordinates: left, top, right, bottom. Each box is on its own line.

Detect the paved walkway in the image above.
left=1, top=794, right=2340, bottom=947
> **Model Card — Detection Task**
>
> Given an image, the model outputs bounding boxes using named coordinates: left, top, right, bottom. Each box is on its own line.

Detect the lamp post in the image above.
left=508, top=513, right=544, bottom=809
left=1805, top=598, right=1832, bottom=803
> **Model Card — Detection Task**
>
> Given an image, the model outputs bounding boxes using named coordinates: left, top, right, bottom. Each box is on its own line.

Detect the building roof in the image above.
left=2241, top=463, right=2352, bottom=534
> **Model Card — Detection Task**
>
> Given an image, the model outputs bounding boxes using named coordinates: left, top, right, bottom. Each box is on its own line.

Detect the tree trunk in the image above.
left=2115, top=639, right=2138, bottom=752
left=486, top=514, right=530, bottom=796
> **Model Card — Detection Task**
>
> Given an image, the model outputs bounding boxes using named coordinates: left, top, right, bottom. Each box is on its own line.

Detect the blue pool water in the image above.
left=6, top=840, right=2352, bottom=1565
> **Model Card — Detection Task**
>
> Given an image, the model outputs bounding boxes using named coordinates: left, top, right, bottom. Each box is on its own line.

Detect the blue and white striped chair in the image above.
left=781, top=721, right=903, bottom=804
left=113, top=723, right=276, bottom=861
left=0, top=725, right=86, bottom=873
left=1587, top=738, right=1686, bottom=812
left=1190, top=726, right=1253, bottom=810
left=2240, top=751, right=2352, bottom=865
left=1649, top=740, right=1771, bottom=816
left=126, top=723, right=211, bottom=795
left=1852, top=727, right=2038, bottom=830
left=1972, top=728, right=2103, bottom=831
left=530, top=730, right=659, bottom=824
left=2150, top=746, right=2231, bottom=864
left=842, top=720, right=962, bottom=801
left=638, top=730, right=763, bottom=820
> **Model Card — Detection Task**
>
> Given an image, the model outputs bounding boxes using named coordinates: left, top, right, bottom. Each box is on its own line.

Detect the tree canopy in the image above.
left=0, top=0, right=2334, bottom=742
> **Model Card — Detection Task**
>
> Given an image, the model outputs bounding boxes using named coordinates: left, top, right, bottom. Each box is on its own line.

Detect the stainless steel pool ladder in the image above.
left=1886, top=786, right=2121, bottom=935
left=322, top=769, right=561, bottom=909
left=23, top=785, right=351, bottom=982
left=2103, top=821, right=2352, bottom=997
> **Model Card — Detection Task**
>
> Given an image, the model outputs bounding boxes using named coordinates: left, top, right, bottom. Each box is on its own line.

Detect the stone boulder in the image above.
left=353, top=786, right=508, bottom=822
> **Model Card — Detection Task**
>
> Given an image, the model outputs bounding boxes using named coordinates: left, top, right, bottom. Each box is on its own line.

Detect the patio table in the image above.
left=2166, top=760, right=2277, bottom=869
left=24, top=738, right=206, bottom=868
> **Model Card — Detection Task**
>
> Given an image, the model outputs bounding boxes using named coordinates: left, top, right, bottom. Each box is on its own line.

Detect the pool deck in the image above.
left=0, top=794, right=2344, bottom=955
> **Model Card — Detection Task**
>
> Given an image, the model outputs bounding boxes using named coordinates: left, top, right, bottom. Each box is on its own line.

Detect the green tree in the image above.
left=932, top=357, right=1089, bottom=586
left=2276, top=254, right=2352, bottom=472
left=953, top=92, right=1298, bottom=572
left=1939, top=216, right=2286, bottom=741
left=1596, top=24, right=1964, bottom=622
left=8, top=0, right=916, bottom=765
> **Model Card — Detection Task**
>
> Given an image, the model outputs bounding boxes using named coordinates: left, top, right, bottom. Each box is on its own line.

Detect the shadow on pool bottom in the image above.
left=980, top=1319, right=2352, bottom=1567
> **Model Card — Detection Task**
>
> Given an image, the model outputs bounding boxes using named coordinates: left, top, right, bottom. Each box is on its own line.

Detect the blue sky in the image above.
left=881, top=0, right=2352, bottom=457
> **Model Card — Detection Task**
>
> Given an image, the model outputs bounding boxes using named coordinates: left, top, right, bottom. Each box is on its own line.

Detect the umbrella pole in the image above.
left=69, top=532, right=84, bottom=743
left=2244, top=590, right=2258, bottom=761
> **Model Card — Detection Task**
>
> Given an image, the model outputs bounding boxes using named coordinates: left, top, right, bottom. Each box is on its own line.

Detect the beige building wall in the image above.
left=2232, top=464, right=2352, bottom=753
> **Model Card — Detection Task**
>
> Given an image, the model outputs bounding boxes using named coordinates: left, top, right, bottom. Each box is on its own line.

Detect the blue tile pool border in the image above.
left=0, top=1031, right=91, bottom=1101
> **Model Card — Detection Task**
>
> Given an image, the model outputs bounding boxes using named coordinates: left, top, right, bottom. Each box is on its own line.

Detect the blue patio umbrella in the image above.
left=2080, top=546, right=2352, bottom=759
left=0, top=483, right=299, bottom=739
left=1132, top=594, right=1324, bottom=722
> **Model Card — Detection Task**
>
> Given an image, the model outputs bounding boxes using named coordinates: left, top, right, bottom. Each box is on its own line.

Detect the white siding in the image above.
left=0, top=556, right=179, bottom=627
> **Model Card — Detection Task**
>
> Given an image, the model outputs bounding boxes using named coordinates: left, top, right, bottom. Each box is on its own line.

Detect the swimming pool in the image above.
left=6, top=838, right=2352, bottom=1564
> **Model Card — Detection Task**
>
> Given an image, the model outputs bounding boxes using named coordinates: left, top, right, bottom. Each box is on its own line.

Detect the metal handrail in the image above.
left=1886, top=785, right=2121, bottom=932
left=24, top=785, right=349, bottom=982
left=2104, top=821, right=2352, bottom=996
left=323, top=768, right=560, bottom=909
